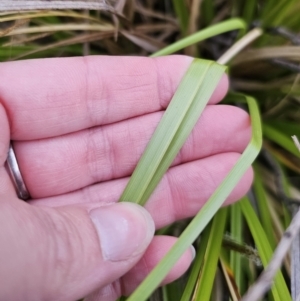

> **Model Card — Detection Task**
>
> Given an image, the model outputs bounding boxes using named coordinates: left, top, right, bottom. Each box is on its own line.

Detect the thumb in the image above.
left=0, top=200, right=154, bottom=301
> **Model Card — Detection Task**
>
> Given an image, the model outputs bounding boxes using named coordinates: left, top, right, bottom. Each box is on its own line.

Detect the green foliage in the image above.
left=240, top=197, right=291, bottom=301
left=171, top=0, right=189, bottom=34
left=192, top=208, right=228, bottom=301
left=2, top=1, right=300, bottom=300
left=126, top=93, right=262, bottom=301
left=150, top=18, right=246, bottom=57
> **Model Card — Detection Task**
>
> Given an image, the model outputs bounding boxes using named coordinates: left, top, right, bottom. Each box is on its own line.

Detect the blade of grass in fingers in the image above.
left=119, top=59, right=226, bottom=205
left=126, top=95, right=262, bottom=301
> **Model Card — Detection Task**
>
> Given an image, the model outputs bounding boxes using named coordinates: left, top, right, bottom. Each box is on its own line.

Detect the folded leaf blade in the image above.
left=126, top=95, right=262, bottom=301
left=119, top=59, right=226, bottom=205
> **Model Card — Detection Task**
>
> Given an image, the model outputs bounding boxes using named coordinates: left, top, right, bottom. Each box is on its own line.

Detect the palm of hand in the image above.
left=0, top=56, right=252, bottom=301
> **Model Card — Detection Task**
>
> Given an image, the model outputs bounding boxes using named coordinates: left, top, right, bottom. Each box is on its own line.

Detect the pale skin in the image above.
left=0, top=55, right=253, bottom=301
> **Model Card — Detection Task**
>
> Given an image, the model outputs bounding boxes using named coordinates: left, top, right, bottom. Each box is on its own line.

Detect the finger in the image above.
left=0, top=103, right=16, bottom=197
left=121, top=236, right=194, bottom=295
left=0, top=200, right=154, bottom=301
left=15, top=105, right=250, bottom=198
left=0, top=56, right=228, bottom=140
left=85, top=236, right=194, bottom=301
left=0, top=104, right=10, bottom=166
left=30, top=152, right=253, bottom=229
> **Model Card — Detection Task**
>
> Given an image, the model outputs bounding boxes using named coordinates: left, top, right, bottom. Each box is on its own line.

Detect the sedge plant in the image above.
left=2, top=1, right=300, bottom=300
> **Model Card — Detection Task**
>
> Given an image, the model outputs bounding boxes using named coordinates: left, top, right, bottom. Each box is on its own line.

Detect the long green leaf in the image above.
left=202, top=0, right=214, bottom=25
left=150, top=18, right=246, bottom=57
left=179, top=223, right=213, bottom=301
left=261, top=0, right=281, bottom=19
left=126, top=94, right=262, bottom=301
left=242, top=0, right=257, bottom=24
left=193, top=208, right=228, bottom=301
left=230, top=203, right=243, bottom=293
left=240, top=197, right=291, bottom=301
left=263, top=0, right=298, bottom=26
left=263, top=123, right=300, bottom=158
left=171, top=0, right=189, bottom=34
left=265, top=120, right=300, bottom=139
left=119, top=59, right=225, bottom=205
left=253, top=164, right=277, bottom=249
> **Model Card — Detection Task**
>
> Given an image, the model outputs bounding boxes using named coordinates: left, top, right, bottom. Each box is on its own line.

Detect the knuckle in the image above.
left=80, top=56, right=105, bottom=127
left=86, top=126, right=116, bottom=183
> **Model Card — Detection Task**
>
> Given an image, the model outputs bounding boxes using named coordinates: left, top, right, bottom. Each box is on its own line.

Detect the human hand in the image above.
left=0, top=56, right=252, bottom=301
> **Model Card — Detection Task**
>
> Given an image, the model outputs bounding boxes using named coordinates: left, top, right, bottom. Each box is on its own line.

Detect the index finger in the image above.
left=0, top=55, right=228, bottom=140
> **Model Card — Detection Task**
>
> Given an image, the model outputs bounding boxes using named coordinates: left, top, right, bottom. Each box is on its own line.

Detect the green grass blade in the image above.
left=193, top=208, right=228, bottom=301
left=240, top=197, right=291, bottom=301
left=162, top=285, right=169, bottom=301
left=179, top=223, right=213, bottom=301
left=263, top=0, right=297, bottom=26
left=202, top=0, right=214, bottom=25
left=263, top=123, right=300, bottom=158
left=171, top=0, right=189, bottom=34
left=242, top=0, right=257, bottom=25
left=253, top=164, right=277, bottom=249
left=119, top=59, right=225, bottom=205
left=163, top=280, right=182, bottom=301
left=126, top=95, right=262, bottom=301
left=230, top=203, right=243, bottom=293
left=150, top=18, right=246, bottom=57
left=261, top=0, right=281, bottom=19
left=265, top=120, right=300, bottom=138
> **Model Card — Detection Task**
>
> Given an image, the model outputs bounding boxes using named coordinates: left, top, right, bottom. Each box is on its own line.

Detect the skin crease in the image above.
left=0, top=55, right=253, bottom=301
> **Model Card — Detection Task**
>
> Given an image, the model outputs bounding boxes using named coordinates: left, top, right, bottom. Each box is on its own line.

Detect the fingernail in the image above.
left=89, top=202, right=155, bottom=262
left=190, top=245, right=196, bottom=261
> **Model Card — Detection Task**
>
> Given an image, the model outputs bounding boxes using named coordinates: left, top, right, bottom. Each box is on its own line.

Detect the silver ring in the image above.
left=6, top=144, right=30, bottom=200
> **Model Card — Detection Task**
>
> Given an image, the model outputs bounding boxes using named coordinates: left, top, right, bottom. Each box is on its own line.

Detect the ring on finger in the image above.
left=6, top=143, right=30, bottom=200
